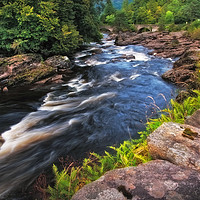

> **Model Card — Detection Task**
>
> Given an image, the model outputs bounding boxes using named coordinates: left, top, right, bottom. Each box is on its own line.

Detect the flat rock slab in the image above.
left=72, top=160, right=200, bottom=200
left=185, top=109, right=200, bottom=129
left=147, top=122, right=200, bottom=171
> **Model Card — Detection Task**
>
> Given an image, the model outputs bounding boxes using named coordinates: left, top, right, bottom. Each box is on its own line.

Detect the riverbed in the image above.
left=0, top=34, right=177, bottom=197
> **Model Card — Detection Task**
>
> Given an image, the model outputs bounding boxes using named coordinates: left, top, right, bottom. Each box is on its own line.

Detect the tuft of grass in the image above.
left=147, top=90, right=200, bottom=132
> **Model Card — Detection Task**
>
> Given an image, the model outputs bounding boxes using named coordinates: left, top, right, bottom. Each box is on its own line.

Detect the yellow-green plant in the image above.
left=147, top=90, right=200, bottom=132
left=47, top=164, right=81, bottom=200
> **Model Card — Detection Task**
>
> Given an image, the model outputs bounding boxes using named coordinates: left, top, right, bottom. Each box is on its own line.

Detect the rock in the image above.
left=175, top=90, right=198, bottom=103
left=72, top=160, right=200, bottom=200
left=44, top=55, right=71, bottom=74
left=0, top=136, right=5, bottom=147
left=147, top=122, right=200, bottom=171
left=173, top=51, right=200, bottom=68
left=185, top=109, right=200, bottom=129
left=162, top=68, right=196, bottom=87
left=0, top=54, right=72, bottom=89
left=2, top=87, right=8, bottom=92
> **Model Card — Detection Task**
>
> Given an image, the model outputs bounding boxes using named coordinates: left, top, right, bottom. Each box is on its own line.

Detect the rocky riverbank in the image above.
left=0, top=54, right=74, bottom=93
left=72, top=109, right=200, bottom=200
left=113, top=31, right=200, bottom=89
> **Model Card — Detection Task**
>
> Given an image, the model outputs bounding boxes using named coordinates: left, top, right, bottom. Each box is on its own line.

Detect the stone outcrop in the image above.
left=162, top=51, right=200, bottom=88
left=72, top=160, right=200, bottom=200
left=0, top=54, right=72, bottom=91
left=114, top=31, right=200, bottom=88
left=147, top=122, right=200, bottom=172
left=185, top=109, right=200, bottom=129
left=114, top=31, right=200, bottom=58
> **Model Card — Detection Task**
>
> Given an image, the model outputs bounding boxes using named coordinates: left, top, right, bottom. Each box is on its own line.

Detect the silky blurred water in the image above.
left=0, top=34, right=177, bottom=197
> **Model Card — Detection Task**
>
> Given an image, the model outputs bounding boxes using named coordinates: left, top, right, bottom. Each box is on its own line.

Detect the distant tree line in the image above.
left=0, top=0, right=103, bottom=56
left=101, top=0, right=200, bottom=32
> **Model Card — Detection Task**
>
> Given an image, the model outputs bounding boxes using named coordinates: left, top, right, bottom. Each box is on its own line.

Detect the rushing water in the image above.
left=0, top=35, right=177, bottom=197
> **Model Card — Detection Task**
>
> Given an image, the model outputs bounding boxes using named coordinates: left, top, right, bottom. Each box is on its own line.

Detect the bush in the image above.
left=190, top=28, right=200, bottom=40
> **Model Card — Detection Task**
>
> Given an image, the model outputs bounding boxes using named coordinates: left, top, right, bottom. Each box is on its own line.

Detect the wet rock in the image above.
left=44, top=55, right=72, bottom=74
left=185, top=109, right=200, bottom=129
left=0, top=136, right=5, bottom=147
left=0, top=54, right=72, bottom=89
left=90, top=48, right=103, bottom=55
left=147, top=122, right=200, bottom=171
left=162, top=50, right=199, bottom=88
left=72, top=160, right=200, bottom=200
left=162, top=68, right=196, bottom=87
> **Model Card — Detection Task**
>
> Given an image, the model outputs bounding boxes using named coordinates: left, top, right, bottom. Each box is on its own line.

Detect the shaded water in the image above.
left=0, top=35, right=177, bottom=197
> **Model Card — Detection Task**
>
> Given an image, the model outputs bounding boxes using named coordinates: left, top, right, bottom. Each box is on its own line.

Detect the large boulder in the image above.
left=162, top=68, right=196, bottom=87
left=162, top=50, right=200, bottom=88
left=72, top=160, right=200, bottom=200
left=44, top=55, right=71, bottom=74
left=185, top=109, right=200, bottom=129
left=147, top=122, right=200, bottom=172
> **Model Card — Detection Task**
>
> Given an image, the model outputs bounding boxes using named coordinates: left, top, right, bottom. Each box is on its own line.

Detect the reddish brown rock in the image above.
left=162, top=50, right=199, bottom=88
left=185, top=109, right=200, bottom=129
left=72, top=160, right=200, bottom=200
left=162, top=68, right=196, bottom=87
left=147, top=122, right=200, bottom=172
left=0, top=54, right=72, bottom=90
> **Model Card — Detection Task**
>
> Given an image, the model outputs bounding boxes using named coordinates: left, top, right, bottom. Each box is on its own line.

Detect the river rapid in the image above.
left=0, top=34, right=177, bottom=197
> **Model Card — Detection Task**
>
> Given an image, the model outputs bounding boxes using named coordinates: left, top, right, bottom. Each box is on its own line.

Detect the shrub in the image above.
left=190, top=28, right=200, bottom=40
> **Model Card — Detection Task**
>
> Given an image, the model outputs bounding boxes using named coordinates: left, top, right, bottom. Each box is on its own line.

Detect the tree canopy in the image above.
left=0, top=0, right=102, bottom=56
left=101, top=0, right=200, bottom=27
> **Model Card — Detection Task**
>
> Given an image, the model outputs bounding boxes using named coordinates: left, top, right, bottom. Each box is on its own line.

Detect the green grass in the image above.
left=46, top=90, right=200, bottom=200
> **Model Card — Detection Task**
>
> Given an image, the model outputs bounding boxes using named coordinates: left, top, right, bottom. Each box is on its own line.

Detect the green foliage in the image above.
left=101, top=0, right=200, bottom=26
left=48, top=164, right=81, bottom=200
left=105, top=14, right=115, bottom=25
left=165, top=11, right=174, bottom=24
left=113, top=10, right=132, bottom=32
left=0, top=0, right=102, bottom=56
left=147, top=90, right=200, bottom=132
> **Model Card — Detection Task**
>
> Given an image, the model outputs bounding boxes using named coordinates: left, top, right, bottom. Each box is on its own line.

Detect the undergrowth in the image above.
left=45, top=90, right=200, bottom=200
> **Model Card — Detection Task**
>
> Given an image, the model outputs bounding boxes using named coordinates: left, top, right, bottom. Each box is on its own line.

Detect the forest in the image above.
left=0, top=0, right=103, bottom=56
left=1, top=0, right=200, bottom=57
left=102, top=0, right=200, bottom=31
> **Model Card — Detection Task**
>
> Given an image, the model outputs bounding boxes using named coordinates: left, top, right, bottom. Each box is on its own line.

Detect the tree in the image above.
left=0, top=0, right=102, bottom=56
left=100, top=0, right=116, bottom=23
left=165, top=11, right=174, bottom=24
left=122, top=0, right=129, bottom=12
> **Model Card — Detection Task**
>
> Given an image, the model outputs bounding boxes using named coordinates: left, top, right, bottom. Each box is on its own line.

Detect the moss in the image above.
left=183, top=128, right=198, bottom=136
left=8, top=64, right=55, bottom=86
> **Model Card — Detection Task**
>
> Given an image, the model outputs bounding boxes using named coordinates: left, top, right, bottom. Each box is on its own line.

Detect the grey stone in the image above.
left=72, top=160, right=200, bottom=200
left=147, top=122, right=200, bottom=171
left=185, top=109, right=200, bottom=129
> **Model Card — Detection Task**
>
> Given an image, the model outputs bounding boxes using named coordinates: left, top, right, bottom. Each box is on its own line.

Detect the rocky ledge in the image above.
left=114, top=31, right=200, bottom=88
left=0, top=54, right=73, bottom=92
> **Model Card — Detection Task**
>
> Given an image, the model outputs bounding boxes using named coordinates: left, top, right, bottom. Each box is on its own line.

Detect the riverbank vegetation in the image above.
left=101, top=0, right=200, bottom=33
left=41, top=90, right=200, bottom=200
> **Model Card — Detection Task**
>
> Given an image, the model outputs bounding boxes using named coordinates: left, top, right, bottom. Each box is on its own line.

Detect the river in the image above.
left=0, top=34, right=177, bottom=197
